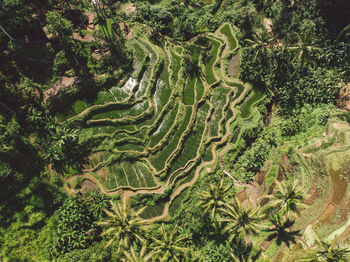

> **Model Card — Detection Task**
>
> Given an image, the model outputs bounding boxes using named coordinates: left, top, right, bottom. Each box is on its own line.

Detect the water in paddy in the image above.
left=228, top=54, right=240, bottom=78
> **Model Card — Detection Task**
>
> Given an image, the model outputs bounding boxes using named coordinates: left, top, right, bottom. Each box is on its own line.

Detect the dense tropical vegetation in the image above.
left=1, top=0, right=350, bottom=261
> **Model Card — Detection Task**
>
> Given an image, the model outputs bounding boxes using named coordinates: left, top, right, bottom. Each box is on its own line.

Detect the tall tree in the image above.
left=244, top=32, right=274, bottom=62
left=265, top=179, right=309, bottom=218
left=97, top=201, right=147, bottom=250
left=151, top=223, right=189, bottom=262
left=122, top=245, right=153, bottom=262
left=286, top=32, right=322, bottom=66
left=298, top=237, right=350, bottom=262
left=219, top=199, right=264, bottom=242
left=197, top=179, right=233, bottom=219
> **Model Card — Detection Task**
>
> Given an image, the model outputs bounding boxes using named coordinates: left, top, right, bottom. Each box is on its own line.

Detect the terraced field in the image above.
left=57, top=23, right=256, bottom=220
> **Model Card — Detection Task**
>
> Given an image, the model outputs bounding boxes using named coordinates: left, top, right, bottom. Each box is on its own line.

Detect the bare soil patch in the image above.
left=124, top=4, right=136, bottom=16
left=338, top=83, right=350, bottom=111
left=43, top=76, right=82, bottom=103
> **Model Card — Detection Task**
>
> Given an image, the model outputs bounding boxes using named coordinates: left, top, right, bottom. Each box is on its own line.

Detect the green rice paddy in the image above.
left=58, top=23, right=261, bottom=218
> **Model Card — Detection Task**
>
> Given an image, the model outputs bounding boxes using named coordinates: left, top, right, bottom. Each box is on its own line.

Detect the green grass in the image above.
left=135, top=71, right=151, bottom=99
left=140, top=202, right=165, bottom=219
left=133, top=41, right=148, bottom=64
left=148, top=101, right=179, bottom=148
left=209, top=87, right=228, bottom=136
left=203, top=144, right=214, bottom=162
left=121, top=161, right=142, bottom=187
left=183, top=76, right=196, bottom=105
left=115, top=143, right=144, bottom=152
left=136, top=162, right=157, bottom=187
left=159, top=55, right=171, bottom=87
left=139, top=38, right=158, bottom=64
left=172, top=168, right=196, bottom=193
left=265, top=165, right=278, bottom=187
left=205, top=38, right=221, bottom=85
left=150, top=106, right=193, bottom=171
left=196, top=78, right=205, bottom=102
left=154, top=75, right=172, bottom=116
left=220, top=24, right=237, bottom=50
left=105, top=163, right=128, bottom=189
left=55, top=99, right=90, bottom=121
left=169, top=103, right=210, bottom=176
left=241, top=90, right=265, bottom=118
left=170, top=50, right=182, bottom=85
left=91, top=101, right=149, bottom=120
left=169, top=191, right=186, bottom=216
left=231, top=127, right=241, bottom=144
left=183, top=46, right=200, bottom=105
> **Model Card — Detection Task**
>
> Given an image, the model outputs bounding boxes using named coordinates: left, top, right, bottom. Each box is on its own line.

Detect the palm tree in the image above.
left=298, top=238, right=350, bottom=262
left=266, top=179, right=309, bottom=218
left=197, top=179, right=233, bottom=218
left=244, top=32, right=274, bottom=62
left=265, top=214, right=300, bottom=247
left=151, top=223, right=189, bottom=262
left=219, top=198, right=264, bottom=243
left=229, top=237, right=262, bottom=262
left=286, top=32, right=322, bottom=65
left=96, top=200, right=147, bottom=250
left=122, top=245, right=153, bottom=262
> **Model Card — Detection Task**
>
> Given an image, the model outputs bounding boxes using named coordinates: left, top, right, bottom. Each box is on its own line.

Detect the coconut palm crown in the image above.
left=151, top=223, right=189, bottom=262
left=268, top=179, right=309, bottom=217
left=197, top=179, right=233, bottom=218
left=298, top=237, right=350, bottom=262
left=122, top=245, right=153, bottom=262
left=96, top=200, right=147, bottom=250
left=219, top=198, right=264, bottom=242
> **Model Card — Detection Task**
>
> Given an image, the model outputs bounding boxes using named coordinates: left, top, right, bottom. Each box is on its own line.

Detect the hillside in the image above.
left=0, top=0, right=349, bottom=261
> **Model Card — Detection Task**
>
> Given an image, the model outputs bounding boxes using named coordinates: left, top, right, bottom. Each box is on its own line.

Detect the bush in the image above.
left=50, top=197, right=95, bottom=255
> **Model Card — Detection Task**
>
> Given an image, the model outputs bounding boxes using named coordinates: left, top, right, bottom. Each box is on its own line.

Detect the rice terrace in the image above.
left=1, top=0, right=350, bottom=261
left=59, top=22, right=259, bottom=220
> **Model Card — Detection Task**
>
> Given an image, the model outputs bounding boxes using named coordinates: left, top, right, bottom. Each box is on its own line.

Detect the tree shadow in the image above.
left=265, top=215, right=301, bottom=247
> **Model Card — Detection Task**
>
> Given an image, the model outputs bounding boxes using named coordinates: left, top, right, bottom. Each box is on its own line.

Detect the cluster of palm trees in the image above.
left=196, top=178, right=309, bottom=260
left=96, top=201, right=189, bottom=261
left=96, top=177, right=349, bottom=261
left=244, top=29, right=323, bottom=67
left=197, top=178, right=349, bottom=261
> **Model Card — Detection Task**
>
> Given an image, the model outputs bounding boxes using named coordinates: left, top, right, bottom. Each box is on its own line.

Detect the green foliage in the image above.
left=299, top=238, right=350, bottom=262
left=97, top=201, right=147, bottom=249
left=0, top=116, right=21, bottom=157
left=197, top=179, right=234, bottom=219
left=264, top=179, right=309, bottom=218
left=130, top=189, right=171, bottom=208
left=219, top=199, right=264, bottom=242
left=86, top=191, right=113, bottom=220
left=150, top=223, right=189, bottom=262
left=57, top=242, right=111, bottom=262
left=0, top=222, right=50, bottom=261
left=0, top=0, right=349, bottom=260
left=198, top=240, right=231, bottom=262
left=46, top=11, right=74, bottom=38
left=54, top=50, right=70, bottom=75
left=51, top=197, right=96, bottom=256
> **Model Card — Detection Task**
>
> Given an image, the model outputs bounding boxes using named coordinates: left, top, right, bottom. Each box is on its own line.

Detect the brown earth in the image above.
left=338, top=83, right=350, bottom=111
left=43, top=76, right=83, bottom=103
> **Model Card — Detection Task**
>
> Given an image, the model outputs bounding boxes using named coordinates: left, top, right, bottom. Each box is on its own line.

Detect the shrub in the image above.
left=50, top=197, right=95, bottom=255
